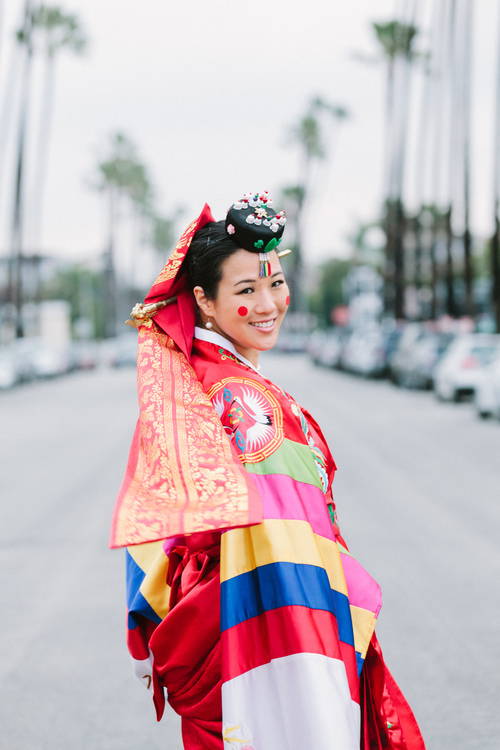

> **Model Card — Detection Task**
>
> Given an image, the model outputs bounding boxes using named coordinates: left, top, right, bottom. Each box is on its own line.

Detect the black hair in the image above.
left=186, top=220, right=240, bottom=299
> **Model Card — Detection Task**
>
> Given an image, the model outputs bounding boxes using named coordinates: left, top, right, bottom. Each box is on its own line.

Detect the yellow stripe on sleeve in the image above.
left=221, top=519, right=348, bottom=596
left=128, top=540, right=170, bottom=620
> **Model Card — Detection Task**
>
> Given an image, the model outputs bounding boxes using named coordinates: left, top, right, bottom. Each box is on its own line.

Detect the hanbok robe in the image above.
left=121, top=327, right=425, bottom=750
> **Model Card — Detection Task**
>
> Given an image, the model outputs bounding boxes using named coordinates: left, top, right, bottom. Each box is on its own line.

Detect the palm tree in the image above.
left=94, top=133, right=137, bottom=337
left=458, top=0, right=473, bottom=317
left=422, top=0, right=450, bottom=320
left=29, top=5, right=87, bottom=249
left=492, top=1, right=500, bottom=332
left=277, top=183, right=305, bottom=309
left=286, top=97, right=348, bottom=311
left=442, top=0, right=459, bottom=318
left=370, top=18, right=419, bottom=319
left=8, top=0, right=34, bottom=337
left=93, top=132, right=156, bottom=336
left=125, top=160, right=155, bottom=304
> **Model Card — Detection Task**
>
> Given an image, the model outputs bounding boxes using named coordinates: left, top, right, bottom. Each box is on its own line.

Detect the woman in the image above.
left=111, top=194, right=425, bottom=750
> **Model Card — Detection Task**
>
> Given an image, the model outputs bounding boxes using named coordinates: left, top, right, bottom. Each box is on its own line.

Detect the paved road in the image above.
left=0, top=354, right=498, bottom=749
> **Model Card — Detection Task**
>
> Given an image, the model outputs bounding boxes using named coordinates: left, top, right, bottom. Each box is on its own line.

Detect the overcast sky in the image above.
left=0, top=0, right=498, bottom=272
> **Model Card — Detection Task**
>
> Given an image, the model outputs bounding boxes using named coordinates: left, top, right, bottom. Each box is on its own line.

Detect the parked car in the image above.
left=0, top=346, right=19, bottom=389
left=434, top=333, right=500, bottom=402
left=339, top=327, right=384, bottom=377
left=316, top=328, right=349, bottom=368
left=394, top=331, right=455, bottom=389
left=388, top=323, right=426, bottom=385
left=380, top=327, right=404, bottom=376
left=276, top=331, right=308, bottom=353
left=111, top=335, right=138, bottom=368
left=473, top=353, right=500, bottom=418
left=8, top=337, right=39, bottom=382
left=30, top=339, right=72, bottom=378
left=308, top=330, right=328, bottom=364
left=70, top=340, right=98, bottom=371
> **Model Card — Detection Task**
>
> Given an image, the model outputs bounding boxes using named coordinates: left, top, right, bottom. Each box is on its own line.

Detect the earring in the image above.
left=205, top=320, right=213, bottom=329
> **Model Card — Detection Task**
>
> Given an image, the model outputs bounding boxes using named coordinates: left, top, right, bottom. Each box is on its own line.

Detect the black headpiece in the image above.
left=225, top=191, right=287, bottom=277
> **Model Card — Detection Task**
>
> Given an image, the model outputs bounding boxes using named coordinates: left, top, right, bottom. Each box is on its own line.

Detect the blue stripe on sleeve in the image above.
left=221, top=561, right=354, bottom=647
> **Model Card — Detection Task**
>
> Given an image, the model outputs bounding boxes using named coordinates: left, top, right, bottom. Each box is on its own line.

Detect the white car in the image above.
left=341, top=328, right=386, bottom=377
left=0, top=348, right=18, bottom=389
left=311, top=329, right=347, bottom=368
left=474, top=354, right=500, bottom=419
left=434, top=334, right=500, bottom=402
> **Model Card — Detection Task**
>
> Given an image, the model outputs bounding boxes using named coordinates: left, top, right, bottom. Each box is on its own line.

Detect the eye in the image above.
left=272, top=279, right=285, bottom=288
left=238, top=287, right=254, bottom=295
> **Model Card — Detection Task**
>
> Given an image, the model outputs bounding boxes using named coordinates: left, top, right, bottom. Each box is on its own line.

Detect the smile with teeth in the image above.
left=249, top=318, right=276, bottom=330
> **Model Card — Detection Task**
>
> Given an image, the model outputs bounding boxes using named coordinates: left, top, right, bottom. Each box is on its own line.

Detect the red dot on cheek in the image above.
left=237, top=306, right=248, bottom=317
left=285, top=295, right=290, bottom=306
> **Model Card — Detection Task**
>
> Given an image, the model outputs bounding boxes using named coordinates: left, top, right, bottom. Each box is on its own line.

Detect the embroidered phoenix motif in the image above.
left=208, top=377, right=284, bottom=464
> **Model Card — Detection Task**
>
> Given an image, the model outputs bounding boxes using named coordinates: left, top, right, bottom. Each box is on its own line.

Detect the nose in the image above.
left=254, top=288, right=277, bottom=316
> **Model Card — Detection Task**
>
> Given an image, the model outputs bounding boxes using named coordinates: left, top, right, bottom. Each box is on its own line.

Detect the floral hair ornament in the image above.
left=225, top=191, right=288, bottom=278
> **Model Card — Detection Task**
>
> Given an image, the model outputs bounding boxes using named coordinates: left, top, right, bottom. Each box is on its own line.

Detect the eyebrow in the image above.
left=233, top=271, right=284, bottom=286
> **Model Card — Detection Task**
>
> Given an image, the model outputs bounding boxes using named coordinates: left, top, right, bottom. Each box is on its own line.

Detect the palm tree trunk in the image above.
left=293, top=153, right=311, bottom=314
left=430, top=229, right=438, bottom=320
left=0, top=21, right=24, bottom=242
left=444, top=0, right=458, bottom=317
left=413, top=55, right=433, bottom=318
left=444, top=206, right=457, bottom=316
left=30, top=44, right=56, bottom=251
left=8, top=0, right=34, bottom=338
left=459, top=0, right=474, bottom=317
left=492, top=1, right=500, bottom=332
left=428, top=0, right=449, bottom=319
left=103, top=187, right=118, bottom=338
left=383, top=62, right=395, bottom=315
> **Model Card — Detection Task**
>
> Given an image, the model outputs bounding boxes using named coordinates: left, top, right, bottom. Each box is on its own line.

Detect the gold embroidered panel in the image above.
left=110, top=327, right=256, bottom=547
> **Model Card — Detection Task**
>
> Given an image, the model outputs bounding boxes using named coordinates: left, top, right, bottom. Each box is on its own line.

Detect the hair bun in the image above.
left=225, top=192, right=287, bottom=255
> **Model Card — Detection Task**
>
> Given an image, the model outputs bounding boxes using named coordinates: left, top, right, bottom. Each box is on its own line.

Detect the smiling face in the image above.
left=193, top=248, right=289, bottom=366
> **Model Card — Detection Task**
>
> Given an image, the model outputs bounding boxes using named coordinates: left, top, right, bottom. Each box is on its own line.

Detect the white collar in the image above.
left=194, top=326, right=261, bottom=374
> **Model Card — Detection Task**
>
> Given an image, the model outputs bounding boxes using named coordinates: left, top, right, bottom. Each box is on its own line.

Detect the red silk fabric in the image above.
left=150, top=535, right=425, bottom=750
left=361, top=634, right=426, bottom=750
left=145, top=203, right=214, bottom=358
left=109, top=329, right=262, bottom=548
left=150, top=531, right=223, bottom=750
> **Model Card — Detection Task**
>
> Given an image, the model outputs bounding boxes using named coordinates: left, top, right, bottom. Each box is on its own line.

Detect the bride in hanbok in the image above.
left=111, top=193, right=426, bottom=750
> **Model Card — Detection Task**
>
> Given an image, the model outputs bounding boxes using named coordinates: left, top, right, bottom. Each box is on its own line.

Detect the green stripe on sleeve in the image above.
left=244, top=438, right=323, bottom=489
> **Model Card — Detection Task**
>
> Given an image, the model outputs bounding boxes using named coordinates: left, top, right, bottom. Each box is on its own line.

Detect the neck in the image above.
left=234, top=344, right=260, bottom=368
left=210, top=321, right=260, bottom=368
left=197, top=322, right=260, bottom=371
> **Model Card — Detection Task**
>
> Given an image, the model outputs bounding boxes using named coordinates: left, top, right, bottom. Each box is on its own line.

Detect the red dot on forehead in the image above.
left=237, top=306, right=248, bottom=317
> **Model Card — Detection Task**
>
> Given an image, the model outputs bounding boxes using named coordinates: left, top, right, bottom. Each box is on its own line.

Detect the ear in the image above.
left=193, top=286, right=216, bottom=318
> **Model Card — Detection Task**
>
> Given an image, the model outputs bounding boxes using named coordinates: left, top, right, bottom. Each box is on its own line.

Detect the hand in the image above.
left=131, top=655, right=153, bottom=691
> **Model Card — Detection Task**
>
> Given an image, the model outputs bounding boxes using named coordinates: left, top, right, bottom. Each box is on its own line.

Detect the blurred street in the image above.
left=1, top=354, right=499, bottom=750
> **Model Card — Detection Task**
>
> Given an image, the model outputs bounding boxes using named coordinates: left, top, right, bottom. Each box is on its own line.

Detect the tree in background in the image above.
left=29, top=5, right=87, bottom=248
left=42, top=264, right=105, bottom=338
left=151, top=210, right=184, bottom=269
left=308, top=258, right=352, bottom=328
left=491, top=1, right=500, bottom=332
left=94, top=132, right=150, bottom=337
left=283, top=96, right=348, bottom=312
left=5, top=2, right=87, bottom=338
left=7, top=1, right=35, bottom=337
left=92, top=131, right=182, bottom=336
left=369, top=18, right=419, bottom=320
left=438, top=0, right=474, bottom=320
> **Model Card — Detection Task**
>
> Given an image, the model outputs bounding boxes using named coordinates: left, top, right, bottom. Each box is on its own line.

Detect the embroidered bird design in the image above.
left=212, top=384, right=274, bottom=452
